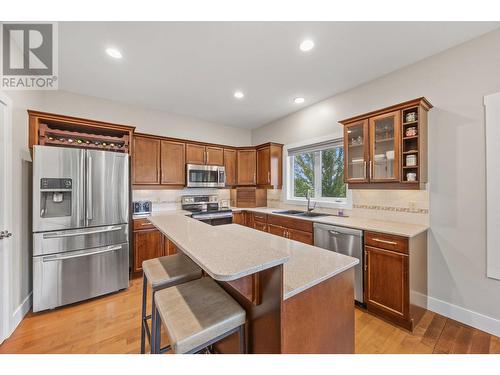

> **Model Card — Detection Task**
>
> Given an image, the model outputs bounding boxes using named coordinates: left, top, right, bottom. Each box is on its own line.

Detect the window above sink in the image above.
left=282, top=134, right=353, bottom=210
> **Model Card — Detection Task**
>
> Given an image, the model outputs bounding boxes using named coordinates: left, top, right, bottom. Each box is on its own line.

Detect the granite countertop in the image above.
left=148, top=211, right=358, bottom=300
left=232, top=207, right=428, bottom=237
left=148, top=212, right=290, bottom=282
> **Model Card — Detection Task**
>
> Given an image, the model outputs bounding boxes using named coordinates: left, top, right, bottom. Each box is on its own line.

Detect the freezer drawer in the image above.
left=33, top=224, right=129, bottom=256
left=33, top=243, right=129, bottom=312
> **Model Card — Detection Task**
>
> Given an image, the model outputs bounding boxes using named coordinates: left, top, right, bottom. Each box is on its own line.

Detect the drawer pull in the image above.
left=140, top=223, right=151, bottom=226
left=372, top=238, right=398, bottom=246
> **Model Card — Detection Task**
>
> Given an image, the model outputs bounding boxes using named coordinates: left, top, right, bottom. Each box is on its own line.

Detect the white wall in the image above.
left=252, top=29, right=500, bottom=333
left=37, top=90, right=252, bottom=146
left=1, top=90, right=43, bottom=330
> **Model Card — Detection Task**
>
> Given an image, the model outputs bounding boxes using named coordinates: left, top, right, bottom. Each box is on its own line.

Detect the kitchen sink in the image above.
left=294, top=212, right=330, bottom=218
left=273, top=210, right=304, bottom=215
left=273, top=210, right=330, bottom=218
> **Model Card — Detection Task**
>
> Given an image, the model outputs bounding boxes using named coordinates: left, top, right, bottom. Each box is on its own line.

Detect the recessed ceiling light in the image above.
left=299, top=39, right=314, bottom=52
left=294, top=97, right=305, bottom=104
left=106, top=47, right=122, bottom=59
left=234, top=91, right=244, bottom=99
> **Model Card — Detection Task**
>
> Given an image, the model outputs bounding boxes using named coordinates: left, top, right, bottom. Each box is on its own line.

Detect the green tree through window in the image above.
left=292, top=145, right=346, bottom=199
left=293, top=152, right=315, bottom=197
left=321, top=147, right=346, bottom=198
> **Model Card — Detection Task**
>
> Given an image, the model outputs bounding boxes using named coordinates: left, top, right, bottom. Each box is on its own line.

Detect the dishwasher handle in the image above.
left=314, top=222, right=363, bottom=238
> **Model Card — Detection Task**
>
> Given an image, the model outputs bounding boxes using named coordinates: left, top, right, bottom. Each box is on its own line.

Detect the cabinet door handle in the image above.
left=206, top=151, right=209, bottom=164
left=369, top=160, right=373, bottom=180
left=363, top=161, right=367, bottom=180
left=268, top=171, right=271, bottom=184
left=253, top=172, right=256, bottom=184
left=372, top=238, right=398, bottom=246
left=364, top=251, right=368, bottom=271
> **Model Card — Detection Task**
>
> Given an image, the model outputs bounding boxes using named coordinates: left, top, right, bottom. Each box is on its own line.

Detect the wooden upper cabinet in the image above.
left=256, top=143, right=283, bottom=189
left=224, top=148, right=237, bottom=186
left=369, top=110, right=401, bottom=182
left=206, top=146, right=224, bottom=165
left=344, top=120, right=369, bottom=184
left=237, top=149, right=257, bottom=185
left=133, top=135, right=161, bottom=184
left=186, top=143, right=224, bottom=166
left=186, top=143, right=206, bottom=164
left=340, top=97, right=432, bottom=189
left=160, top=140, right=185, bottom=186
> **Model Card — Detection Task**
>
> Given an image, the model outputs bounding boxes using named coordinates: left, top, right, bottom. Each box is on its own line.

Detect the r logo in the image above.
left=2, top=23, right=53, bottom=76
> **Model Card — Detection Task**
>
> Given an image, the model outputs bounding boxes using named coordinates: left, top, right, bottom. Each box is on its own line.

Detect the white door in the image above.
left=0, top=93, right=13, bottom=343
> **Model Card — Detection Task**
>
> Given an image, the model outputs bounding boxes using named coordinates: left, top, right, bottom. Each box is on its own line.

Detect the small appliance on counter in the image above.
left=181, top=195, right=233, bottom=226
left=133, top=200, right=152, bottom=218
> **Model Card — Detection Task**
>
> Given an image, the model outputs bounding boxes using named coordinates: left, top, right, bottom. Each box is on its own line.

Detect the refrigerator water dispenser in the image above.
left=40, top=178, right=72, bottom=218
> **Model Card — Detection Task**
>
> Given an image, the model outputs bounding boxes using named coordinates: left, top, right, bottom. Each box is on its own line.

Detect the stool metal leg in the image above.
left=153, top=301, right=162, bottom=354
left=239, top=325, right=246, bottom=354
left=150, top=288, right=157, bottom=354
left=140, top=274, right=147, bottom=354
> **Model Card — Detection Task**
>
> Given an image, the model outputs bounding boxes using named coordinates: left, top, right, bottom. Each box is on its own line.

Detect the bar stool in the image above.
left=141, top=254, right=202, bottom=354
left=152, top=277, right=246, bottom=354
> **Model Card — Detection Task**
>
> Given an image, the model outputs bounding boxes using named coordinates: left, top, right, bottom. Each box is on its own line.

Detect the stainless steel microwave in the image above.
left=186, top=164, right=226, bottom=188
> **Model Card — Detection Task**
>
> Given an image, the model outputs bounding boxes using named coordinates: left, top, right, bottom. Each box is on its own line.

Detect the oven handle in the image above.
left=42, top=245, right=123, bottom=262
left=43, top=226, right=123, bottom=239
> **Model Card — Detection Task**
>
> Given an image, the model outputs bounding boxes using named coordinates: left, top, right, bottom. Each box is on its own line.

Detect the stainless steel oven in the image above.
left=186, top=164, right=225, bottom=188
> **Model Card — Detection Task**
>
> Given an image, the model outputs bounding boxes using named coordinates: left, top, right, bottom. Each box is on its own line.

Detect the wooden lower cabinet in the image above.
left=288, top=228, right=313, bottom=245
left=365, top=246, right=409, bottom=321
left=164, top=237, right=178, bottom=256
left=268, top=223, right=287, bottom=238
left=133, top=228, right=164, bottom=272
left=232, top=211, right=245, bottom=225
left=240, top=211, right=314, bottom=245
left=133, top=219, right=178, bottom=272
left=364, top=230, right=427, bottom=331
left=253, top=221, right=267, bottom=232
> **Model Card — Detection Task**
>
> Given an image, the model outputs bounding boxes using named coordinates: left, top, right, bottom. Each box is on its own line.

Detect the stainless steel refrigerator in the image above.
left=32, top=145, right=130, bottom=312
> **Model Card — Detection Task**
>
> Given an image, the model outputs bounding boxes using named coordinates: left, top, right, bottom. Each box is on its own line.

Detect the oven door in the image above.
left=186, top=164, right=225, bottom=187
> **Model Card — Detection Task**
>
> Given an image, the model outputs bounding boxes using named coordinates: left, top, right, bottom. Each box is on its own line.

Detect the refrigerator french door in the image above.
left=32, top=145, right=130, bottom=312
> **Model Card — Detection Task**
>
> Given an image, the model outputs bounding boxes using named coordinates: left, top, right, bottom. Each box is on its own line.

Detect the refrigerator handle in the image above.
left=86, top=155, right=93, bottom=221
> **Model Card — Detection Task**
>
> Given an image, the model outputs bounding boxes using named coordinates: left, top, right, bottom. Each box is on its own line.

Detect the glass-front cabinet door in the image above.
left=344, top=120, right=369, bottom=183
left=369, top=111, right=401, bottom=182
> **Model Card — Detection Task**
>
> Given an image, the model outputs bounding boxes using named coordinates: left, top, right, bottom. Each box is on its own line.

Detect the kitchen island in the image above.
left=148, top=211, right=358, bottom=354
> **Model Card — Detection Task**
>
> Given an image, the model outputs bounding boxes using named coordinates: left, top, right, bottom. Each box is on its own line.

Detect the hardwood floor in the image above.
left=1, top=277, right=499, bottom=354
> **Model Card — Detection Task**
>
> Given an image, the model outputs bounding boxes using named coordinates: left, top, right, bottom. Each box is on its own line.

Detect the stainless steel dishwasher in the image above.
left=313, top=223, right=364, bottom=303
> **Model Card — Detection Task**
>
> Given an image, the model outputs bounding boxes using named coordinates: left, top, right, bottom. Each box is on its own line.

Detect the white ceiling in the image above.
left=59, top=22, right=500, bottom=129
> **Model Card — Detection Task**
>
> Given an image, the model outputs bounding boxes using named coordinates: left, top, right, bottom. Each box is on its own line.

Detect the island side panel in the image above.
left=215, top=265, right=283, bottom=354
left=281, top=268, right=355, bottom=354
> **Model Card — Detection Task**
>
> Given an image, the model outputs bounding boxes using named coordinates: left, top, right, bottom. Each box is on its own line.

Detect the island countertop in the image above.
left=148, top=211, right=358, bottom=300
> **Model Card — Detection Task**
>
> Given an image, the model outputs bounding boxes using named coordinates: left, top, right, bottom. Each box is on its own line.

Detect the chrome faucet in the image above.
left=306, top=190, right=317, bottom=213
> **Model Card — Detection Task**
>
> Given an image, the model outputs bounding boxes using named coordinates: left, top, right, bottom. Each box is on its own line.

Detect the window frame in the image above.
left=283, top=135, right=352, bottom=210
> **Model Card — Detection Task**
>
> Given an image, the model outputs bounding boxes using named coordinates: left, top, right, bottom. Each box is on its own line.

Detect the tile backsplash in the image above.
left=133, top=188, right=231, bottom=212
left=267, top=189, right=429, bottom=226
left=135, top=187, right=429, bottom=226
